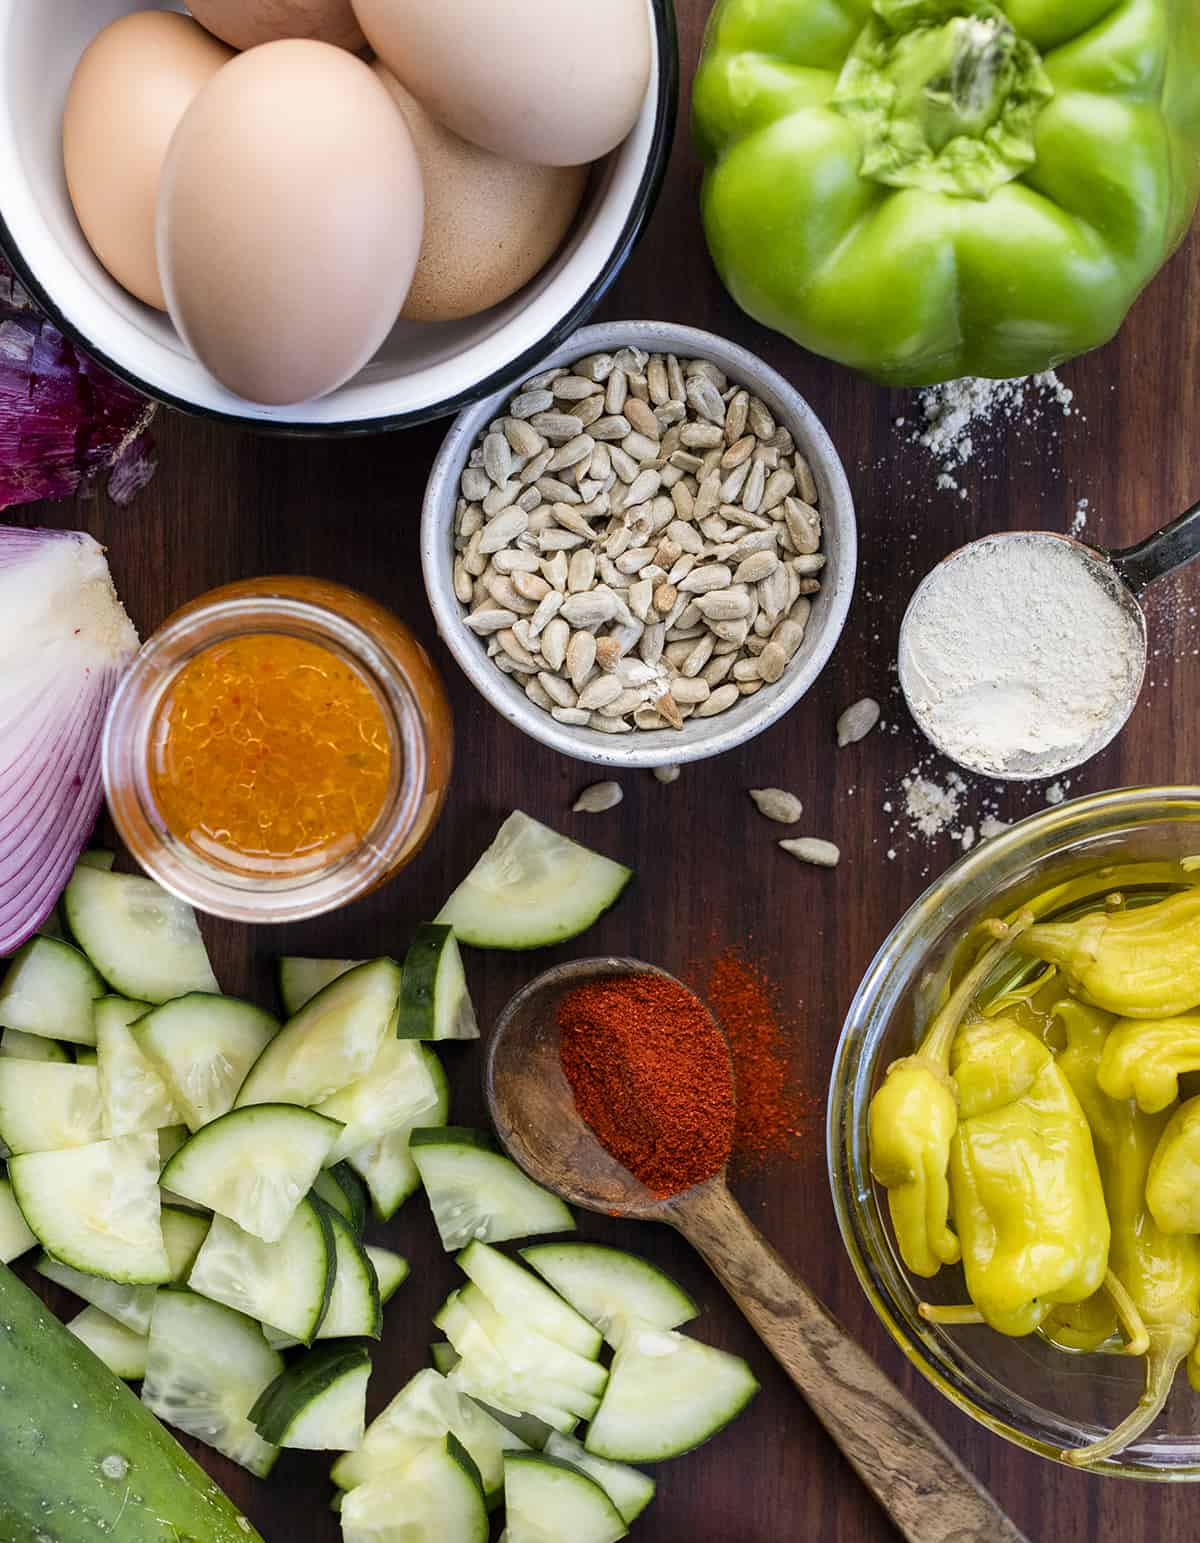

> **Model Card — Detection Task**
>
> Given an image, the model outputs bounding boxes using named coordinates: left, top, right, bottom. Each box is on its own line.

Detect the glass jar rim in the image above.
left=827, top=784, right=1200, bottom=1476
left=103, top=591, right=430, bottom=924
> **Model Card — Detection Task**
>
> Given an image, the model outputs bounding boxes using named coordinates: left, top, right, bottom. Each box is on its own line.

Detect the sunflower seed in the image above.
left=605, top=368, right=629, bottom=415
left=750, top=787, right=803, bottom=823
left=461, top=466, right=491, bottom=502
left=780, top=837, right=840, bottom=868
left=795, top=454, right=819, bottom=505
left=530, top=412, right=584, bottom=444
left=696, top=683, right=739, bottom=717
left=529, top=591, right=563, bottom=637
left=552, top=706, right=591, bottom=725
left=541, top=617, right=570, bottom=671
left=679, top=563, right=732, bottom=594
left=577, top=354, right=614, bottom=383
left=496, top=630, right=538, bottom=670
left=783, top=498, right=821, bottom=554
left=590, top=713, right=634, bottom=734
left=694, top=589, right=751, bottom=622
left=567, top=549, right=596, bottom=593
left=760, top=469, right=795, bottom=513
left=624, top=397, right=660, bottom=438
left=464, top=606, right=517, bottom=636
left=837, top=697, right=881, bottom=747
left=747, top=397, right=776, bottom=439
left=577, top=675, right=623, bottom=712
left=505, top=418, right=546, bottom=458
left=793, top=553, right=827, bottom=576
left=538, top=671, right=577, bottom=708
left=548, top=434, right=597, bottom=472
left=542, top=551, right=569, bottom=591
left=680, top=421, right=725, bottom=450
left=525, top=677, right=555, bottom=711
left=757, top=642, right=788, bottom=683
left=734, top=551, right=778, bottom=585
left=510, top=389, right=553, bottom=419
left=634, top=707, right=668, bottom=731
left=567, top=629, right=597, bottom=689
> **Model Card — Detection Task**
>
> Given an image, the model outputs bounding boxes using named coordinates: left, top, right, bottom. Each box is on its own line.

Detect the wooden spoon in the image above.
left=485, top=956, right=1029, bottom=1543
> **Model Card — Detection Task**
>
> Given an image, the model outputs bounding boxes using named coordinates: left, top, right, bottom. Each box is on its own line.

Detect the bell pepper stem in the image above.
left=1064, top=1330, right=1190, bottom=1467
left=918, top=1303, right=985, bottom=1326
left=1104, top=1270, right=1150, bottom=1359
left=918, top=911, right=1035, bottom=1068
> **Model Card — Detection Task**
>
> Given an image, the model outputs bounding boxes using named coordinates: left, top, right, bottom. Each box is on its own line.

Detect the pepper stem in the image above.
left=919, top=1303, right=985, bottom=1326
left=1064, top=1331, right=1189, bottom=1467
left=918, top=911, right=1034, bottom=1069
left=1104, top=1270, right=1150, bottom=1359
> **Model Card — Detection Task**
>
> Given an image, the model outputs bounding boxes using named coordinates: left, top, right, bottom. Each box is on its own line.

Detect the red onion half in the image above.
left=0, top=527, right=138, bottom=953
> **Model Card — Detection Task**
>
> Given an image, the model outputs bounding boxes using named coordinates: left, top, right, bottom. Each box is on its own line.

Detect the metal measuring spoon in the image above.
left=898, top=500, right=1200, bottom=780
left=486, top=956, right=1029, bottom=1543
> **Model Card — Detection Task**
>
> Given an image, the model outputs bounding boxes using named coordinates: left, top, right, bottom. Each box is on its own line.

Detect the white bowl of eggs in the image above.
left=0, top=0, right=676, bottom=432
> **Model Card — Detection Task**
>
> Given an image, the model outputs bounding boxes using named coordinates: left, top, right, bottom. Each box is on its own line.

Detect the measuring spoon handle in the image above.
left=666, top=1182, right=1030, bottom=1543
left=1109, top=499, right=1200, bottom=593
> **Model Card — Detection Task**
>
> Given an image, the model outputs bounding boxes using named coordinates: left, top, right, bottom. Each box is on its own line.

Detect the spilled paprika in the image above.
left=558, top=974, right=736, bottom=1199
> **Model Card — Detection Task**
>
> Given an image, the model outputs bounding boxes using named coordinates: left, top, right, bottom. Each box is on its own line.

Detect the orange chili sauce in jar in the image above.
left=104, top=577, right=452, bottom=922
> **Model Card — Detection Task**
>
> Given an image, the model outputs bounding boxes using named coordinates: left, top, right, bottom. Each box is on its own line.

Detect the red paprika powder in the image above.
left=558, top=973, right=736, bottom=1198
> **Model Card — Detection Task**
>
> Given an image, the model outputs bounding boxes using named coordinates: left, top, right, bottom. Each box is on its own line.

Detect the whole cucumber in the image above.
left=0, top=1263, right=263, bottom=1543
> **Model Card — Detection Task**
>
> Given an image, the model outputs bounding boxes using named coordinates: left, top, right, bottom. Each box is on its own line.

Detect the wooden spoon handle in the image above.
left=667, top=1182, right=1029, bottom=1543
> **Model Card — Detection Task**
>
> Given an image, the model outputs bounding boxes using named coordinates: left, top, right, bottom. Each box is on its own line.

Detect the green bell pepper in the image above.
left=693, top=0, right=1200, bottom=384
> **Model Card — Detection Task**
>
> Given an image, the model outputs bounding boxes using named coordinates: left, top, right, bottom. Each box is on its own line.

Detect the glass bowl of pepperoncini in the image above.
left=103, top=577, right=452, bottom=922
left=830, top=786, right=1200, bottom=1477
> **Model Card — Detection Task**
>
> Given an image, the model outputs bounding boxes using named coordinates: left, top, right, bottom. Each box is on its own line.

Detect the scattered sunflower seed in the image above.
left=653, top=764, right=682, bottom=784
left=749, top=788, right=804, bottom=823
left=837, top=697, right=881, bottom=747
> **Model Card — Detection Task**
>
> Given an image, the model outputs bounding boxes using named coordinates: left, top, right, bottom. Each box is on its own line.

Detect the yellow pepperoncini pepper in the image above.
left=1016, top=888, right=1200, bottom=1018
left=1097, top=1015, right=1200, bottom=1113
left=935, top=1016, right=1110, bottom=1338
left=1049, top=999, right=1200, bottom=1467
left=1146, top=1096, right=1200, bottom=1235
left=869, top=920, right=1029, bottom=1278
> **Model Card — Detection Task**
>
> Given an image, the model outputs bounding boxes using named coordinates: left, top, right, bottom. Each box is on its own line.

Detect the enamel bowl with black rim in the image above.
left=421, top=321, right=857, bottom=770
left=0, top=0, right=676, bottom=434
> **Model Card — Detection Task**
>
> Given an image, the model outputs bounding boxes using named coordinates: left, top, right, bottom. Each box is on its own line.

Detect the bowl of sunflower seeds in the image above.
left=421, top=320, right=857, bottom=768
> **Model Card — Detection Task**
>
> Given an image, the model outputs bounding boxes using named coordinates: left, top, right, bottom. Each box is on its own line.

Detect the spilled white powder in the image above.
left=899, top=371, right=1077, bottom=494
left=899, top=534, right=1145, bottom=777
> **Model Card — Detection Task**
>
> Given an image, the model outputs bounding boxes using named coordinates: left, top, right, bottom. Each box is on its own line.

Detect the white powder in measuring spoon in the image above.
left=898, top=534, right=1146, bottom=777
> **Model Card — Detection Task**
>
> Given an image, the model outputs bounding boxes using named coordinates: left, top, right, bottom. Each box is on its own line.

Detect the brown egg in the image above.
left=353, top=0, right=650, bottom=167
left=62, top=12, right=233, bottom=310
left=158, top=41, right=423, bottom=405
left=372, top=67, right=587, bottom=323
left=188, top=0, right=365, bottom=52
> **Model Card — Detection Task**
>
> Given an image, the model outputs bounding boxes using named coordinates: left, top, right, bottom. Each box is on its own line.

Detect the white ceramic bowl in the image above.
left=0, top=0, right=676, bottom=433
left=421, top=321, right=858, bottom=770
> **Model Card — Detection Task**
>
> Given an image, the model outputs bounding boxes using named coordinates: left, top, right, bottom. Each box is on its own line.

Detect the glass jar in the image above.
left=829, top=785, right=1200, bottom=1477
left=104, top=576, right=453, bottom=923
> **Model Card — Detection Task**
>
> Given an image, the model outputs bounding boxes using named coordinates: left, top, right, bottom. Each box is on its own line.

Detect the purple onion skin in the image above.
left=0, top=255, right=156, bottom=511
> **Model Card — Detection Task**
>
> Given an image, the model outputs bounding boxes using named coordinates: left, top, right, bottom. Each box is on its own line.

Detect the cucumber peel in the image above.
left=397, top=925, right=479, bottom=1040
left=251, top=1342, right=371, bottom=1449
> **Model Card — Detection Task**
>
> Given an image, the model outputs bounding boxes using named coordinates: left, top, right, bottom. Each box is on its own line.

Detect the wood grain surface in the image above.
left=14, top=3, right=1200, bottom=1539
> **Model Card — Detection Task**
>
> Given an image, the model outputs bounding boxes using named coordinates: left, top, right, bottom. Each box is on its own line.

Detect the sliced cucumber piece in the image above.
left=316, top=1037, right=440, bottom=1163
left=68, top=1305, right=148, bottom=1380
left=585, top=1318, right=760, bottom=1462
left=134, top=994, right=279, bottom=1133
left=77, top=849, right=117, bottom=871
left=505, top=1453, right=627, bottom=1543
left=187, top=1200, right=333, bottom=1345
left=456, top=1284, right=608, bottom=1395
left=36, top=1252, right=157, bottom=1332
left=161, top=1104, right=342, bottom=1242
left=340, top=1433, right=487, bottom=1543
left=0, top=936, right=105, bottom=1044
left=423, top=1349, right=552, bottom=1452
left=436, top=812, right=632, bottom=950
left=143, top=1288, right=282, bottom=1476
left=278, top=957, right=361, bottom=1016
left=457, top=1241, right=601, bottom=1359
left=74, top=1046, right=98, bottom=1066
left=449, top=1366, right=578, bottom=1440
left=161, top=1204, right=210, bottom=1281
left=95, top=994, right=182, bottom=1137
left=251, top=1342, right=370, bottom=1450
left=314, top=1198, right=381, bottom=1340
left=397, top=925, right=479, bottom=1040
left=520, top=1244, right=698, bottom=1342
left=332, top=1369, right=518, bottom=1499
left=542, top=1433, right=655, bottom=1524
left=436, top=1293, right=599, bottom=1425
left=411, top=1128, right=574, bottom=1251
left=0, top=1174, right=36, bottom=1261
left=0, top=1060, right=103, bottom=1152
left=236, top=958, right=403, bottom=1111
left=158, top=1124, right=188, bottom=1164
left=63, top=866, right=218, bottom=1003
left=367, top=1245, right=409, bottom=1305
left=0, top=1027, right=70, bottom=1062
left=11, top=1133, right=168, bottom=1283
left=313, top=1161, right=369, bottom=1232
left=346, top=1046, right=448, bottom=1222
